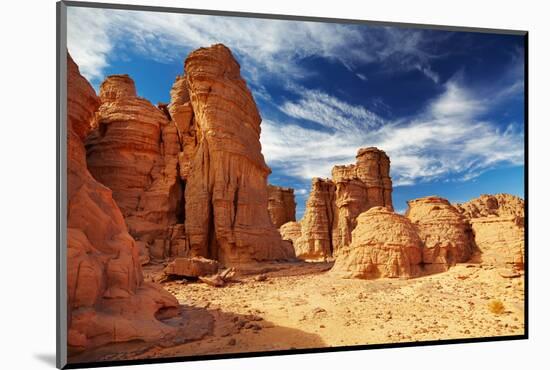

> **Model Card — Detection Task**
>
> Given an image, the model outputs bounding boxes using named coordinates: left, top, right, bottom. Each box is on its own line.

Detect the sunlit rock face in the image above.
left=182, top=44, right=294, bottom=266
left=455, top=194, right=525, bottom=269
left=294, top=147, right=393, bottom=261
left=406, top=196, right=474, bottom=273
left=331, top=207, right=423, bottom=279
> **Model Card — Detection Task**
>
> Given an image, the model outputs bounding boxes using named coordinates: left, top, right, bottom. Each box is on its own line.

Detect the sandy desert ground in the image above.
left=71, top=261, right=524, bottom=363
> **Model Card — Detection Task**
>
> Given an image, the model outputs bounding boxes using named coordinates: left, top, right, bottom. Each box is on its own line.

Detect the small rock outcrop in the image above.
left=293, top=178, right=336, bottom=261
left=455, top=194, right=524, bottom=269
left=331, top=207, right=423, bottom=279
left=85, top=74, right=187, bottom=260
left=183, top=44, right=293, bottom=265
left=67, top=53, right=180, bottom=354
left=406, top=196, right=473, bottom=272
left=454, top=193, right=524, bottom=219
left=294, top=147, right=393, bottom=260
left=267, top=185, right=296, bottom=228
left=164, top=257, right=219, bottom=278
left=279, top=221, right=302, bottom=246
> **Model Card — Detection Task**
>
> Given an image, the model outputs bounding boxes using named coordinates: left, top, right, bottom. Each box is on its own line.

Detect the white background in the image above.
left=0, top=0, right=547, bottom=368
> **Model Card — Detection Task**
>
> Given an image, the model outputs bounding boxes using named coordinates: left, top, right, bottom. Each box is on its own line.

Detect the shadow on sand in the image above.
left=67, top=303, right=326, bottom=366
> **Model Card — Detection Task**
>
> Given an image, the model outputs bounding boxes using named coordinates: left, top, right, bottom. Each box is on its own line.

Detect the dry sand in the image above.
left=73, top=261, right=524, bottom=363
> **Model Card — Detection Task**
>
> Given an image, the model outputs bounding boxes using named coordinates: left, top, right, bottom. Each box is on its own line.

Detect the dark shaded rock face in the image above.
left=67, top=53, right=180, bottom=354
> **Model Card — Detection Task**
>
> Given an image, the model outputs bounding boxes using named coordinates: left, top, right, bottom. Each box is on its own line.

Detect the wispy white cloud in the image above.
left=280, top=86, right=386, bottom=131
left=261, top=78, right=524, bottom=186
left=67, top=7, right=444, bottom=86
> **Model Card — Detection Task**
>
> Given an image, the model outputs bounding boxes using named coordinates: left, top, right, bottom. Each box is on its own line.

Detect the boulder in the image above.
left=406, top=196, right=473, bottom=272
left=331, top=207, right=423, bottom=279
left=164, top=257, right=219, bottom=277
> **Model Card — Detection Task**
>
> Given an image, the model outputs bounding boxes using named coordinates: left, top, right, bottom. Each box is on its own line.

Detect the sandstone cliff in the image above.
left=332, top=147, right=393, bottom=255
left=406, top=196, right=473, bottom=272
left=67, top=53, right=180, bottom=354
left=85, top=75, right=187, bottom=261
left=330, top=207, right=423, bottom=279
left=291, top=147, right=393, bottom=260
left=182, top=44, right=293, bottom=265
left=267, top=185, right=296, bottom=228
left=455, top=194, right=524, bottom=269
left=293, top=178, right=336, bottom=261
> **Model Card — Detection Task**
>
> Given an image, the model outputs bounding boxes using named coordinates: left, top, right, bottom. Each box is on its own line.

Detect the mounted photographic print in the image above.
left=57, top=1, right=527, bottom=368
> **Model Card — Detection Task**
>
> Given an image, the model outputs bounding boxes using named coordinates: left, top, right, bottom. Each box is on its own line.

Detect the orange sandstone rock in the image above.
left=406, top=196, right=473, bottom=272
left=455, top=194, right=525, bottom=269
left=67, top=53, right=179, bottom=354
left=268, top=185, right=296, bottom=228
left=295, top=147, right=393, bottom=260
left=279, top=221, right=302, bottom=245
left=293, top=178, right=336, bottom=261
left=454, top=193, right=524, bottom=219
left=331, top=207, right=423, bottom=279
left=183, top=44, right=293, bottom=265
left=85, top=74, right=186, bottom=259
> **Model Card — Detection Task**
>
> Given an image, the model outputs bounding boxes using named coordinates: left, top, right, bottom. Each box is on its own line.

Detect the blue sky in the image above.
left=67, top=6, right=525, bottom=218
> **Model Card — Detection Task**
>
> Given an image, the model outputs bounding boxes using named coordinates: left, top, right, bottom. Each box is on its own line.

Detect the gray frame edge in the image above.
left=57, top=1, right=68, bottom=369
left=62, top=0, right=527, bottom=35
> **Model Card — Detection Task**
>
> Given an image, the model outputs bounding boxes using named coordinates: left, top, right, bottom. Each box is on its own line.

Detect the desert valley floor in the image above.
left=70, top=261, right=524, bottom=363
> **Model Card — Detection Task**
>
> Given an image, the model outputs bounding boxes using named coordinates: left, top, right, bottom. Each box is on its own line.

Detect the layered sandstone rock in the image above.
left=455, top=194, right=525, bottom=269
left=454, top=193, right=524, bottom=219
left=183, top=44, right=293, bottom=265
left=332, top=148, right=393, bottom=255
left=331, top=207, right=423, bottom=279
left=67, top=53, right=180, bottom=354
left=85, top=75, right=187, bottom=260
left=267, top=185, right=296, bottom=228
left=469, top=216, right=524, bottom=269
left=293, top=178, right=336, bottom=261
left=406, top=196, right=473, bottom=272
left=279, top=221, right=302, bottom=246
left=295, top=147, right=393, bottom=260
left=164, top=257, right=219, bottom=278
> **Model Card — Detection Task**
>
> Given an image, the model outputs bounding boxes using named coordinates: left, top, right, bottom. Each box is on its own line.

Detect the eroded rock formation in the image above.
left=455, top=194, right=524, bottom=269
left=293, top=178, right=336, bottom=261
left=330, top=207, right=423, bottom=279
left=85, top=75, right=187, bottom=260
left=454, top=194, right=524, bottom=219
left=267, top=185, right=296, bottom=228
left=406, top=196, right=473, bottom=272
left=67, top=53, right=180, bottom=354
left=280, top=221, right=302, bottom=242
left=332, top=148, right=393, bottom=255
left=293, top=147, right=393, bottom=260
left=183, top=44, right=293, bottom=265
